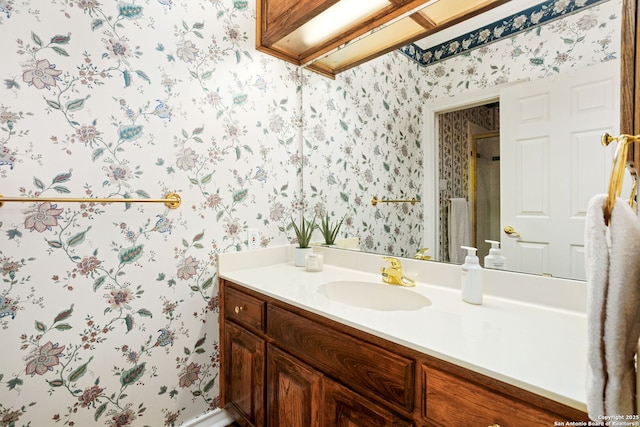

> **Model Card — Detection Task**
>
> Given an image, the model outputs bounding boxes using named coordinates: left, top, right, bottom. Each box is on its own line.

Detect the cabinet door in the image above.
left=267, top=344, right=323, bottom=427
left=324, top=379, right=413, bottom=427
left=224, top=321, right=265, bottom=427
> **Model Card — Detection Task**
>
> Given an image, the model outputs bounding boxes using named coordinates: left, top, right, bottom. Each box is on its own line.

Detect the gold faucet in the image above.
left=381, top=257, right=415, bottom=287
left=414, top=248, right=431, bottom=260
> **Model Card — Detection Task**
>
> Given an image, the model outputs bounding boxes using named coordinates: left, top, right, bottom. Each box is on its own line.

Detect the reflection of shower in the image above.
left=437, top=102, right=499, bottom=263
left=471, top=131, right=501, bottom=263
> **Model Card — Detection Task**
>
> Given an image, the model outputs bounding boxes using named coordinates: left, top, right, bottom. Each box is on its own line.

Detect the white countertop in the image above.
left=218, top=245, right=588, bottom=412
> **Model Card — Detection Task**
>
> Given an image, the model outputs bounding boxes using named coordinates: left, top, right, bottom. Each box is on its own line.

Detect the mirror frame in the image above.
left=621, top=0, right=639, bottom=161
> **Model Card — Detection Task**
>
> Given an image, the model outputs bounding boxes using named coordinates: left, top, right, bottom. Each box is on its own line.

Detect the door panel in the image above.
left=500, top=60, right=620, bottom=279
left=267, top=344, right=323, bottom=427
left=224, top=321, right=266, bottom=427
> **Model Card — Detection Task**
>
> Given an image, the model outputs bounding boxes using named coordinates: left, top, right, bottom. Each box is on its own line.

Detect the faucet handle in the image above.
left=414, top=248, right=431, bottom=260
left=382, top=256, right=402, bottom=269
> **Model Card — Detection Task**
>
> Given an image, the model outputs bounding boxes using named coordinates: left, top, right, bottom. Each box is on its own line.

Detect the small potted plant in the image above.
left=319, top=213, right=344, bottom=247
left=290, top=213, right=317, bottom=266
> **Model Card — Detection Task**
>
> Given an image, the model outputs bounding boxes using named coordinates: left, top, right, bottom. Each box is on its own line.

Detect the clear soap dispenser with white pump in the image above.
left=461, top=246, right=483, bottom=305
left=484, top=240, right=506, bottom=270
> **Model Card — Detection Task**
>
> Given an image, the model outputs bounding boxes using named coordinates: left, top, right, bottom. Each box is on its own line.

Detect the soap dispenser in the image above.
left=484, top=240, right=506, bottom=270
left=461, top=246, right=483, bottom=305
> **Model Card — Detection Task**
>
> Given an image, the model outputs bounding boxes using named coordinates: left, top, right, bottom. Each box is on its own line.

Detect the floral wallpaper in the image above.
left=0, top=0, right=624, bottom=426
left=301, top=65, right=425, bottom=258
left=0, top=0, right=301, bottom=426
left=303, top=0, right=621, bottom=259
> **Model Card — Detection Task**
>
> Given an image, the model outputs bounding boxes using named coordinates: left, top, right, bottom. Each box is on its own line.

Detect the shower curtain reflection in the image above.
left=471, top=131, right=501, bottom=263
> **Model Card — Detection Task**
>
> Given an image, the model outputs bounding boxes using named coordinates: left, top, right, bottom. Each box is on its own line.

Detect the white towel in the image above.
left=585, top=194, right=640, bottom=419
left=448, top=198, right=470, bottom=264
left=585, top=195, right=610, bottom=418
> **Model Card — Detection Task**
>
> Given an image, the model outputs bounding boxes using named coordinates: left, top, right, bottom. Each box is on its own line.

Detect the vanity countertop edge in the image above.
left=218, top=245, right=588, bottom=413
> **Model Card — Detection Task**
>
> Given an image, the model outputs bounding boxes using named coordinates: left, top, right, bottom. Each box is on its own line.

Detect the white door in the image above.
left=500, top=61, right=620, bottom=280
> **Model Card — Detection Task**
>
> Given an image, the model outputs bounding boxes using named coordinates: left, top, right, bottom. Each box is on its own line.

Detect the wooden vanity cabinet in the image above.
left=220, top=279, right=588, bottom=427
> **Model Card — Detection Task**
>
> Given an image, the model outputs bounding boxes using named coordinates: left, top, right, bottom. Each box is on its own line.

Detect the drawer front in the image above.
left=324, top=378, right=413, bottom=427
left=267, top=304, right=414, bottom=413
left=224, top=286, right=265, bottom=333
left=422, top=365, right=564, bottom=427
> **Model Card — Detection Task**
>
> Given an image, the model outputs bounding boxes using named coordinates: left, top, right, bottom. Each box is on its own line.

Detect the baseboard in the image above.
left=182, top=408, right=234, bottom=427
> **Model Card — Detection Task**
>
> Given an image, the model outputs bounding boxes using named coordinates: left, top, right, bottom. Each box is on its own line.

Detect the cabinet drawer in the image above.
left=422, top=365, right=563, bottom=427
left=268, top=305, right=414, bottom=413
left=225, top=286, right=265, bottom=333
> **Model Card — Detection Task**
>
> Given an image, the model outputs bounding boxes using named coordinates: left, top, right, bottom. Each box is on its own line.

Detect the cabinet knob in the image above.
left=234, top=305, right=245, bottom=314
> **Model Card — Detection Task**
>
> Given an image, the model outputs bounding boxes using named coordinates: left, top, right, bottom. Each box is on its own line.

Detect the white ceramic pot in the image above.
left=294, top=247, right=313, bottom=267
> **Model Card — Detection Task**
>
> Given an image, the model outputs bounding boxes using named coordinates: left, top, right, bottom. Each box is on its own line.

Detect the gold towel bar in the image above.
left=371, top=196, right=419, bottom=206
left=601, top=133, right=639, bottom=225
left=0, top=192, right=181, bottom=209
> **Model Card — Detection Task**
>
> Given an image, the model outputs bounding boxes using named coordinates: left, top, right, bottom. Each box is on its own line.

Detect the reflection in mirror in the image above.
left=302, top=0, right=622, bottom=280
left=470, top=130, right=501, bottom=263
left=437, top=105, right=500, bottom=264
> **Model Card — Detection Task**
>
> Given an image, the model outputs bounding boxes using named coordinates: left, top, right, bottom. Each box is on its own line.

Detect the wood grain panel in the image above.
left=324, top=379, right=412, bottom=427
left=422, top=364, right=586, bottom=426
left=224, top=321, right=266, bottom=427
left=267, top=304, right=415, bottom=413
left=267, top=345, right=323, bottom=427
left=259, top=0, right=338, bottom=46
left=621, top=0, right=639, bottom=170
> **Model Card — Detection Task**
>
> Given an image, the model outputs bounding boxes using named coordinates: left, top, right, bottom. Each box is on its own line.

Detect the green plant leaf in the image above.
left=68, top=356, right=93, bottom=383
left=66, top=98, right=86, bottom=112
left=54, top=305, right=74, bottom=323
left=124, top=314, right=133, bottom=332
left=94, top=403, right=107, bottom=421
left=291, top=213, right=317, bottom=248
left=201, top=276, right=214, bottom=290
left=93, top=276, right=106, bottom=292
left=203, top=378, right=216, bottom=392
left=50, top=35, right=71, bottom=44
left=46, top=240, right=63, bottom=249
left=120, top=363, right=145, bottom=386
left=119, top=245, right=143, bottom=264
left=67, top=227, right=90, bottom=247
left=35, top=320, right=46, bottom=332
left=31, top=31, right=42, bottom=46
left=54, top=323, right=72, bottom=331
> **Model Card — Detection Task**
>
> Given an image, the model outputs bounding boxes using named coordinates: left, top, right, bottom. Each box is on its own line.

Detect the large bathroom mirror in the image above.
left=301, top=0, right=629, bottom=281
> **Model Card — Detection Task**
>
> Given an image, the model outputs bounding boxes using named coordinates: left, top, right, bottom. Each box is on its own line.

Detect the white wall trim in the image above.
left=182, top=408, right=234, bottom=427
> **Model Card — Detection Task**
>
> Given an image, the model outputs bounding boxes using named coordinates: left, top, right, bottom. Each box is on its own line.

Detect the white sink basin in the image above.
left=317, top=280, right=431, bottom=311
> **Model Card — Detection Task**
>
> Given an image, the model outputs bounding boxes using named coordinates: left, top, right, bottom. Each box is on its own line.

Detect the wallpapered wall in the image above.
left=0, top=0, right=622, bottom=426
left=303, top=0, right=621, bottom=259
left=0, top=1, right=299, bottom=426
